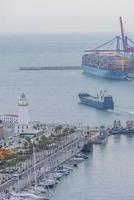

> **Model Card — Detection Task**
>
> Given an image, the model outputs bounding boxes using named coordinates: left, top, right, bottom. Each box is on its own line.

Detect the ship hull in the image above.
left=79, top=96, right=112, bottom=110
left=94, top=136, right=108, bottom=144
left=82, top=65, right=128, bottom=80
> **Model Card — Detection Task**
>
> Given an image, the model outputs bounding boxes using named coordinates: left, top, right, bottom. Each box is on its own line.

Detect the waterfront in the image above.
left=52, top=135, right=134, bottom=200
left=0, top=125, right=96, bottom=199
left=1, top=33, right=134, bottom=199
left=0, top=33, right=134, bottom=126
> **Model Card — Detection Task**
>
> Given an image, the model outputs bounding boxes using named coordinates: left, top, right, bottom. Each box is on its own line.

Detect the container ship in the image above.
left=78, top=90, right=114, bottom=110
left=82, top=17, right=134, bottom=80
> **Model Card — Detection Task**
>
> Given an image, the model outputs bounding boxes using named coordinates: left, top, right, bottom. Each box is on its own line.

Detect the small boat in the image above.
left=56, top=169, right=70, bottom=176
left=60, top=164, right=73, bottom=171
left=49, top=172, right=62, bottom=180
left=40, top=178, right=56, bottom=188
left=75, top=153, right=89, bottom=159
left=110, top=120, right=134, bottom=134
left=94, top=126, right=108, bottom=144
left=10, top=191, right=48, bottom=200
left=29, top=186, right=47, bottom=194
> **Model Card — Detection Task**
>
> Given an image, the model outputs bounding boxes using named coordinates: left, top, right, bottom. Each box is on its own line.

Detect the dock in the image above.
left=20, top=66, right=82, bottom=71
left=0, top=128, right=98, bottom=197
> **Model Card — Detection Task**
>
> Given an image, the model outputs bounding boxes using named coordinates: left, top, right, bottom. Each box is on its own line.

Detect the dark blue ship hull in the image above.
left=83, top=65, right=128, bottom=80
left=79, top=93, right=114, bottom=110
left=79, top=96, right=104, bottom=109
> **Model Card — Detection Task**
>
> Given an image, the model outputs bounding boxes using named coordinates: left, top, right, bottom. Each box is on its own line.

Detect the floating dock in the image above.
left=20, top=66, right=82, bottom=71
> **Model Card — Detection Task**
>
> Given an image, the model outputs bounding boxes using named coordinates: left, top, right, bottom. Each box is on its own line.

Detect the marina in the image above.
left=0, top=94, right=101, bottom=199
left=0, top=124, right=133, bottom=200
left=0, top=122, right=99, bottom=199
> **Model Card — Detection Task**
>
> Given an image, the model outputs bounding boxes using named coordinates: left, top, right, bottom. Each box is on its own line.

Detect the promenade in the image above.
left=0, top=128, right=98, bottom=198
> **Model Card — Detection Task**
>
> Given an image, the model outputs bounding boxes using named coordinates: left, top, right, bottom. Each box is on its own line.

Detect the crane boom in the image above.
left=119, top=16, right=126, bottom=51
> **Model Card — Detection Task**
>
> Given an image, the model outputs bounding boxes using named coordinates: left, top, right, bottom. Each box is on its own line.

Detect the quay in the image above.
left=19, top=66, right=82, bottom=70
left=0, top=94, right=101, bottom=199
left=0, top=127, right=99, bottom=198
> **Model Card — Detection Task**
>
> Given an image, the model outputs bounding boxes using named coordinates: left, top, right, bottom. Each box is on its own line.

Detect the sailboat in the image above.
left=10, top=144, right=49, bottom=200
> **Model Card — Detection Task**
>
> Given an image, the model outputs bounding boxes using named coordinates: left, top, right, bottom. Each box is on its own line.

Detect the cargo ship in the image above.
left=82, top=17, right=134, bottom=80
left=78, top=90, right=114, bottom=110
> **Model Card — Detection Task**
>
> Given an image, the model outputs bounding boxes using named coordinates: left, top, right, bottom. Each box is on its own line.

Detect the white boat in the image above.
left=50, top=172, right=62, bottom=179
left=10, top=144, right=49, bottom=200
left=10, top=191, right=48, bottom=200
left=71, top=157, right=84, bottom=162
left=28, top=185, right=47, bottom=194
left=43, top=179, right=56, bottom=188
left=62, top=164, right=74, bottom=170
left=31, top=144, right=50, bottom=199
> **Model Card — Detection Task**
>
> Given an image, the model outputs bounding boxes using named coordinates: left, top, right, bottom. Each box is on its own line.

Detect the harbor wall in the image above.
left=20, top=66, right=82, bottom=70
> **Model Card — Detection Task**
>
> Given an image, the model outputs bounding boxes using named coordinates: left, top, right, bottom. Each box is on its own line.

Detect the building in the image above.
left=0, top=120, right=4, bottom=139
left=0, top=115, right=18, bottom=125
left=15, top=93, right=43, bottom=137
left=0, top=115, right=18, bottom=137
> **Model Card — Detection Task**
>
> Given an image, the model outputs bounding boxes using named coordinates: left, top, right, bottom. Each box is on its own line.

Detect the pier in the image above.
left=0, top=128, right=98, bottom=198
left=19, top=66, right=82, bottom=70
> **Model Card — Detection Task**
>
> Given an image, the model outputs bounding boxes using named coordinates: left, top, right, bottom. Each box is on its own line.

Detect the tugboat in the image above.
left=110, top=120, right=134, bottom=134
left=110, top=120, right=123, bottom=134
left=125, top=120, right=134, bottom=134
left=78, top=90, right=114, bottom=110
left=94, top=126, right=108, bottom=144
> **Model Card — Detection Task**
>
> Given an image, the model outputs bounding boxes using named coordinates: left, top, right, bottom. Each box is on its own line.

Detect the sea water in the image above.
left=0, top=32, right=134, bottom=126
left=1, top=32, right=134, bottom=200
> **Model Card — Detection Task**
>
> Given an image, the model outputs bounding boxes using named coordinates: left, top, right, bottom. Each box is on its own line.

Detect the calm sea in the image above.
left=52, top=135, right=134, bottom=200
left=0, top=32, right=134, bottom=126
left=1, top=32, right=134, bottom=199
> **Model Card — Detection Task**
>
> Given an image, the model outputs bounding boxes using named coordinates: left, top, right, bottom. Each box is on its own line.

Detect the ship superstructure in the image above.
left=82, top=17, right=134, bottom=79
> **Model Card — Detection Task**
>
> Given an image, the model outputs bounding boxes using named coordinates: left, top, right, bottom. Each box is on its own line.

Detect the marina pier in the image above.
left=0, top=127, right=99, bottom=199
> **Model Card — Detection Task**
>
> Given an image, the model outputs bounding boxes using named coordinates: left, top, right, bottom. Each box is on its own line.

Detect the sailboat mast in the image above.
left=33, top=144, right=37, bottom=191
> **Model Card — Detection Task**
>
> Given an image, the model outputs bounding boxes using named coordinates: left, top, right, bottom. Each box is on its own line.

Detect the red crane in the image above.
left=119, top=16, right=126, bottom=51
left=120, top=17, right=134, bottom=52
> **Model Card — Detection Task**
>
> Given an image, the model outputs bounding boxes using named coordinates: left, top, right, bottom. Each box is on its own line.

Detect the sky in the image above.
left=1, top=0, right=134, bottom=33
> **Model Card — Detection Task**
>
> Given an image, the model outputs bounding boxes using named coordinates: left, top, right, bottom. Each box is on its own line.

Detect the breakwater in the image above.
left=20, top=66, right=82, bottom=70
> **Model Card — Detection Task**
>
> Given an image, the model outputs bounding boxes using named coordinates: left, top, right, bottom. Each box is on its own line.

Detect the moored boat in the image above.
left=94, top=126, right=108, bottom=144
